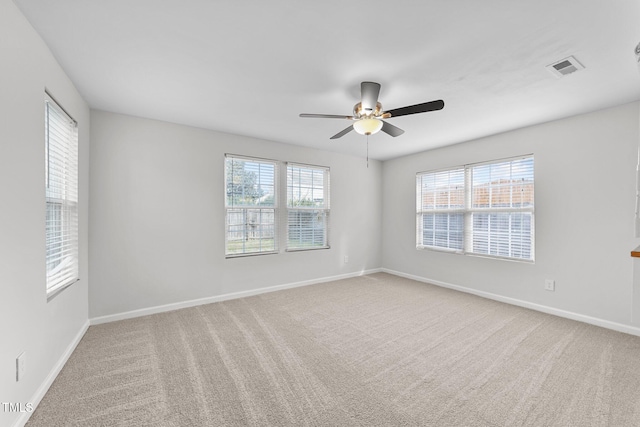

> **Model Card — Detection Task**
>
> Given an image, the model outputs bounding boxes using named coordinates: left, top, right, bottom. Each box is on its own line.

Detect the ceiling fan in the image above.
left=299, top=81, right=444, bottom=139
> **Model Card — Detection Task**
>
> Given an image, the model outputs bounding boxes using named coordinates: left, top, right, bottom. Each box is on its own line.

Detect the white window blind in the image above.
left=45, top=94, right=79, bottom=295
left=416, top=156, right=534, bottom=261
left=287, top=163, right=330, bottom=250
left=225, top=155, right=277, bottom=256
left=416, top=168, right=465, bottom=252
left=468, top=157, right=534, bottom=260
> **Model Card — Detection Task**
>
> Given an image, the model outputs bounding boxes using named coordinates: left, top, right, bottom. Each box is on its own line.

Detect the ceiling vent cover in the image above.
left=546, top=56, right=584, bottom=78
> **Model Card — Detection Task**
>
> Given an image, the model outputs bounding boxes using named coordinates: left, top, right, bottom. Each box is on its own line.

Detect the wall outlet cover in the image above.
left=544, top=279, right=555, bottom=291
left=16, top=352, right=26, bottom=382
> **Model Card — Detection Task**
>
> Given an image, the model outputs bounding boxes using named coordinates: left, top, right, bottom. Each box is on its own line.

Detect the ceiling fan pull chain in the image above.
left=366, top=135, right=369, bottom=168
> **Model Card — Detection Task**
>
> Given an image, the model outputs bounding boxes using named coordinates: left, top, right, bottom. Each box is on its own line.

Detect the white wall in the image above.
left=0, top=1, right=90, bottom=426
left=89, top=110, right=382, bottom=319
left=382, top=102, right=640, bottom=326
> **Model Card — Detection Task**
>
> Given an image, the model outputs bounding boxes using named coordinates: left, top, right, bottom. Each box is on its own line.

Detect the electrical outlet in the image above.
left=344, top=255, right=349, bottom=263
left=16, top=352, right=26, bottom=382
left=544, top=279, right=555, bottom=291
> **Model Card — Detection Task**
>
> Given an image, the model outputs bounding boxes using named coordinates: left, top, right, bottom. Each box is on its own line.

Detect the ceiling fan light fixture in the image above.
left=299, top=81, right=444, bottom=139
left=353, top=118, right=383, bottom=135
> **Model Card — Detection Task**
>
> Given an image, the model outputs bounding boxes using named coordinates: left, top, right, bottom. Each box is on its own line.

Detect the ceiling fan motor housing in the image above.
left=354, top=101, right=383, bottom=118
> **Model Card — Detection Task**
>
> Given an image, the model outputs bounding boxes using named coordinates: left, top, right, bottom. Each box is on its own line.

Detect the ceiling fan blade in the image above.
left=300, top=113, right=354, bottom=119
left=381, top=121, right=405, bottom=137
left=385, top=100, right=444, bottom=118
left=330, top=125, right=354, bottom=139
left=361, top=81, right=381, bottom=113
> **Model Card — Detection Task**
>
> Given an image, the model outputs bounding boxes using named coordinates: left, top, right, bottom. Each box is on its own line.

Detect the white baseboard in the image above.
left=13, top=320, right=90, bottom=427
left=90, top=268, right=382, bottom=325
left=382, top=268, right=640, bottom=337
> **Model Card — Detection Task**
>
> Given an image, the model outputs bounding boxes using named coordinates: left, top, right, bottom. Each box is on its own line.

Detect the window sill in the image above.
left=47, top=278, right=79, bottom=302
left=417, top=245, right=462, bottom=254
left=285, top=245, right=330, bottom=252
left=225, top=251, right=278, bottom=259
left=417, top=246, right=534, bottom=263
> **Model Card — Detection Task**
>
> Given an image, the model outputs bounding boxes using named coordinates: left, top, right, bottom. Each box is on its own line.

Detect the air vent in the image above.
left=546, top=56, right=584, bottom=78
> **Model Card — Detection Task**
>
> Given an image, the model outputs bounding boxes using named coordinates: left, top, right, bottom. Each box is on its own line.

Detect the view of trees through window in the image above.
left=225, top=157, right=276, bottom=255
left=225, top=157, right=330, bottom=256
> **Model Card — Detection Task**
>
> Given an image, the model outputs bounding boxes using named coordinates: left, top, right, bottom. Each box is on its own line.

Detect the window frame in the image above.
left=285, top=162, right=330, bottom=252
left=416, top=166, right=466, bottom=253
left=45, top=92, right=79, bottom=299
left=224, top=154, right=279, bottom=258
left=416, top=155, right=535, bottom=262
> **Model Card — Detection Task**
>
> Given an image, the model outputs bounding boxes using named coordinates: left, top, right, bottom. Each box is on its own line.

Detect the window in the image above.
left=416, top=168, right=465, bottom=251
left=45, top=94, right=79, bottom=295
left=225, top=155, right=277, bottom=256
left=417, top=156, right=534, bottom=261
left=287, top=163, right=330, bottom=250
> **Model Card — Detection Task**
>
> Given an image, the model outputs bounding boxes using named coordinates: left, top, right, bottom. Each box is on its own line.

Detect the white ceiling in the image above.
left=14, top=0, right=640, bottom=160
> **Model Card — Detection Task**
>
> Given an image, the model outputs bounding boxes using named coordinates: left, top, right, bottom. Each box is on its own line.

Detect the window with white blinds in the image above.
left=416, top=156, right=534, bottom=261
left=416, top=168, right=465, bottom=251
left=469, top=157, right=534, bottom=260
left=225, top=155, right=277, bottom=256
left=287, top=163, right=330, bottom=250
left=45, top=94, right=79, bottom=295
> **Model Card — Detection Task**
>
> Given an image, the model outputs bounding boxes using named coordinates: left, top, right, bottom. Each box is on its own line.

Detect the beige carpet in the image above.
left=27, top=273, right=640, bottom=426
